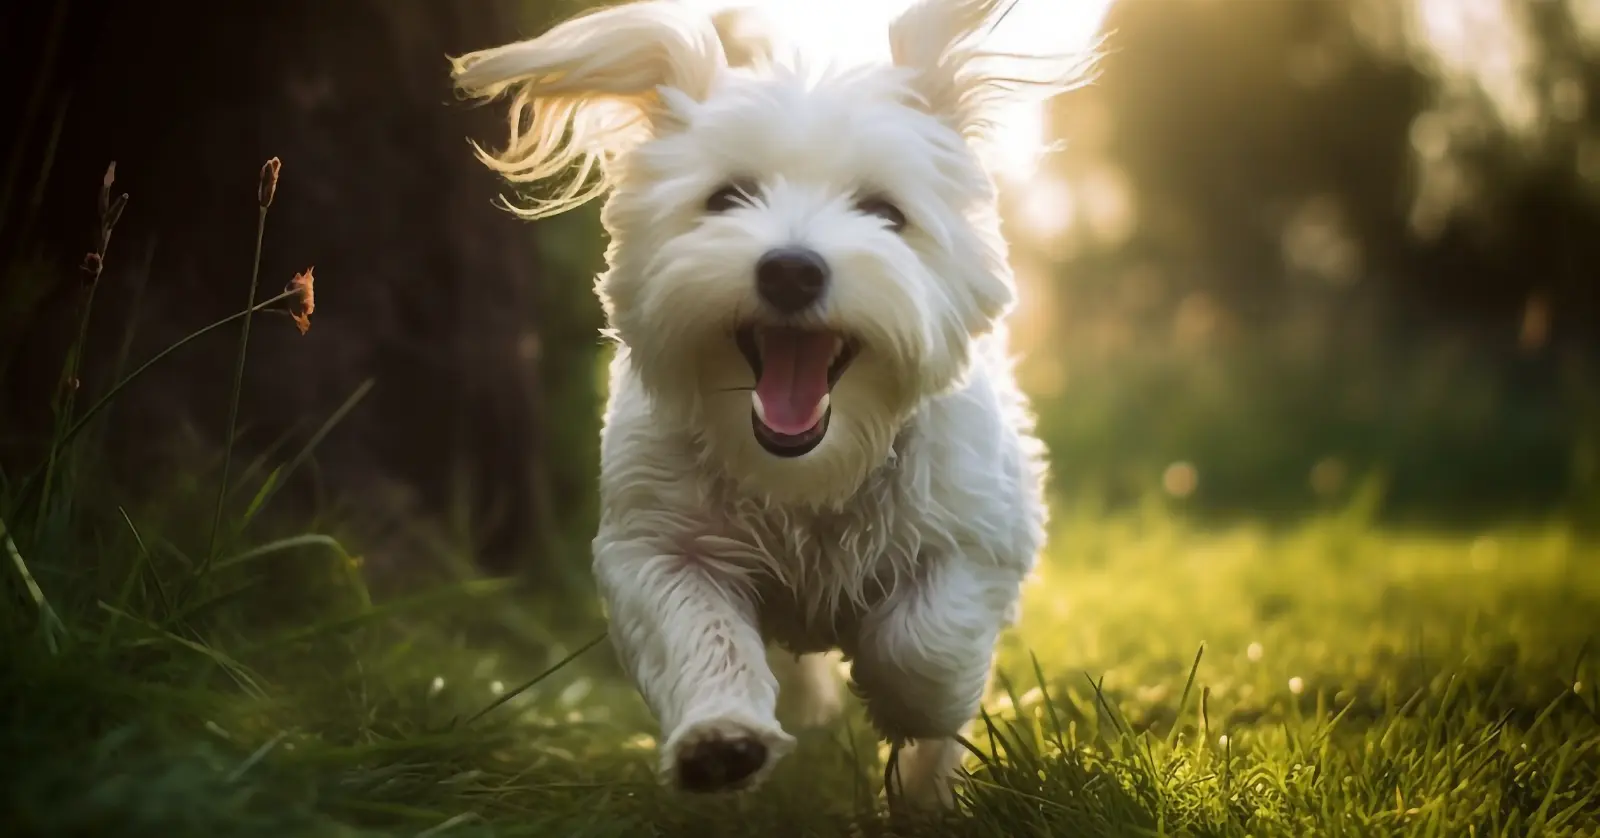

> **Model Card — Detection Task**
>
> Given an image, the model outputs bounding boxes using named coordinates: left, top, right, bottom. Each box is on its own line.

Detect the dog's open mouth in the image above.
left=736, top=325, right=858, bottom=458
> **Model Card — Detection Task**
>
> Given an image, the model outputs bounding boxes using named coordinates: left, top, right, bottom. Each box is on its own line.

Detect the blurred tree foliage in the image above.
left=1010, top=0, right=1600, bottom=525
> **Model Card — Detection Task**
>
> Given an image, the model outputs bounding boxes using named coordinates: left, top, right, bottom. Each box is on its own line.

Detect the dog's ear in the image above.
left=450, top=1, right=731, bottom=219
left=888, top=0, right=1100, bottom=170
left=709, top=5, right=778, bottom=70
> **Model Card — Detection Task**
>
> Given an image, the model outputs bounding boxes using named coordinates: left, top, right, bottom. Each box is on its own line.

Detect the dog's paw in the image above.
left=678, top=734, right=767, bottom=792
left=661, top=715, right=795, bottom=794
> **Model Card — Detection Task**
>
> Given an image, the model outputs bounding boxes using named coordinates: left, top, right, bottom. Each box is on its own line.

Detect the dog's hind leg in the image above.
left=848, top=556, right=1020, bottom=812
left=887, top=736, right=968, bottom=811
left=774, top=650, right=846, bottom=729
left=594, top=540, right=796, bottom=794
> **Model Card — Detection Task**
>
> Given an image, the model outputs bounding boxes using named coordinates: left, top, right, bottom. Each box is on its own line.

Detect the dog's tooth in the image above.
left=751, top=391, right=767, bottom=423
left=830, top=337, right=844, bottom=363
left=811, top=393, right=830, bottom=425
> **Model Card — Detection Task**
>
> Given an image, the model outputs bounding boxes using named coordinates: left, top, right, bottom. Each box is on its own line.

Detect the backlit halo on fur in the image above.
left=448, top=1, right=1097, bottom=807
left=450, top=0, right=1095, bottom=507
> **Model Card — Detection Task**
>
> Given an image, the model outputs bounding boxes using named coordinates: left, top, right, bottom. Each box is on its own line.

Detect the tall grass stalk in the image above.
left=11, top=285, right=303, bottom=520
left=203, top=158, right=281, bottom=578
left=30, top=164, right=127, bottom=535
left=90, top=237, right=157, bottom=441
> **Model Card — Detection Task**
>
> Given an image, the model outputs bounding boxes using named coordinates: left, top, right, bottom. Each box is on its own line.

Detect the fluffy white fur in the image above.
left=451, top=0, right=1091, bottom=811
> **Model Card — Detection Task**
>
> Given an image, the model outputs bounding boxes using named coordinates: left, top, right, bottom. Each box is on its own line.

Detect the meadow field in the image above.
left=6, top=443, right=1598, bottom=836
left=6, top=0, right=1600, bottom=835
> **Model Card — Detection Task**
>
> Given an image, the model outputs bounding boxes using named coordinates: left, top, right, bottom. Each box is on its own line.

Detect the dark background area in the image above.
left=1, top=0, right=609, bottom=580
left=2, top=0, right=1597, bottom=586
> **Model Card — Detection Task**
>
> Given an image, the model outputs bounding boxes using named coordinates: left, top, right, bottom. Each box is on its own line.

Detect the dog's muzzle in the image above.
left=737, top=326, right=857, bottom=458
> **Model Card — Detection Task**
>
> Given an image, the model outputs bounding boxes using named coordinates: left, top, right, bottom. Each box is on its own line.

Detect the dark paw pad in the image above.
left=676, top=735, right=768, bottom=793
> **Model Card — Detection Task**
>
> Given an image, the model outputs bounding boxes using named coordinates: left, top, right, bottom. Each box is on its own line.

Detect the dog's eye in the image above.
left=705, top=180, right=759, bottom=213
left=855, top=196, right=907, bottom=232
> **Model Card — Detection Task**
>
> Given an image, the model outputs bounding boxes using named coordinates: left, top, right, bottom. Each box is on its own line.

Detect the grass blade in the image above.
left=241, top=378, right=375, bottom=531
left=249, top=577, right=518, bottom=651
left=464, top=631, right=609, bottom=725
left=12, top=286, right=303, bottom=516
left=1, top=514, right=67, bottom=653
left=204, top=184, right=275, bottom=577
left=1166, top=643, right=1205, bottom=750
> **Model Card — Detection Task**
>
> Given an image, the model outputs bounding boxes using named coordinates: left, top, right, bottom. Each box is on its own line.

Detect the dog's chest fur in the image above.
left=600, top=342, right=1046, bottom=658
left=694, top=438, right=938, bottom=656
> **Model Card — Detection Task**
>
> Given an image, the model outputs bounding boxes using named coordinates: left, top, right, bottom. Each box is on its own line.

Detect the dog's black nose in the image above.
left=755, top=247, right=829, bottom=314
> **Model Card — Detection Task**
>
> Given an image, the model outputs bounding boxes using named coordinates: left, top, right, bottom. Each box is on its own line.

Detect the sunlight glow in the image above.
left=1077, top=165, right=1135, bottom=245
left=1016, top=173, right=1077, bottom=239
left=680, top=0, right=1116, bottom=182
left=1391, top=0, right=1600, bottom=234
left=1408, top=0, right=1541, bottom=137
left=1162, top=461, right=1199, bottom=499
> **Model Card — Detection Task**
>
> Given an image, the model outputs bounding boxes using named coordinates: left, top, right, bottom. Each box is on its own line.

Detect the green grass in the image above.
left=4, top=489, right=1598, bottom=837
left=4, top=162, right=1598, bottom=837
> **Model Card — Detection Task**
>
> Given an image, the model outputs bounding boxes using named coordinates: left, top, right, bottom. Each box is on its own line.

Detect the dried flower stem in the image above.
left=33, top=162, right=127, bottom=536
left=63, top=164, right=125, bottom=401
left=203, top=176, right=275, bottom=578
left=258, top=157, right=281, bottom=209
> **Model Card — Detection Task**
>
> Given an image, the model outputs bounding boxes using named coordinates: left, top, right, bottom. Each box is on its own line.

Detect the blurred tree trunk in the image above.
left=0, top=0, right=604, bottom=580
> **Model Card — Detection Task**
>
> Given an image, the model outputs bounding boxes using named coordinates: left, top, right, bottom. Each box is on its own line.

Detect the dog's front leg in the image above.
left=849, top=556, right=1020, bottom=811
left=594, top=538, right=795, bottom=793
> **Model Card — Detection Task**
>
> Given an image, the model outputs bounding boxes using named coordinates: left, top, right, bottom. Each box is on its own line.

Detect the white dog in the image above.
left=451, top=0, right=1090, bottom=811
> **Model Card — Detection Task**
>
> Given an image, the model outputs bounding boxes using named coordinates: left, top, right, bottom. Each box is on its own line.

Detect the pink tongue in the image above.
left=755, top=329, right=836, bottom=435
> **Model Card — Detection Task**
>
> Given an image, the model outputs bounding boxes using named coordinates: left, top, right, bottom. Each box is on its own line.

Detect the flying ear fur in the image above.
left=449, top=1, right=732, bottom=219
left=889, top=0, right=1101, bottom=164
left=708, top=5, right=779, bottom=70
